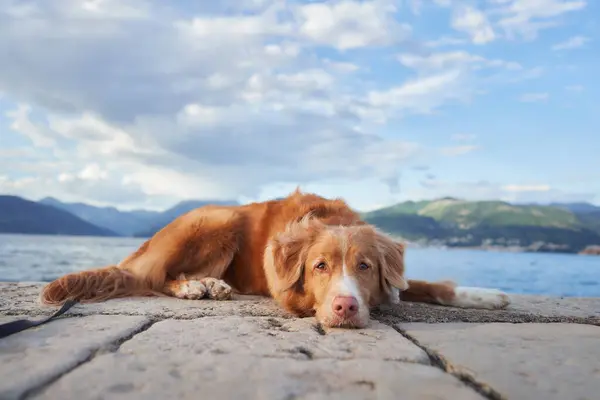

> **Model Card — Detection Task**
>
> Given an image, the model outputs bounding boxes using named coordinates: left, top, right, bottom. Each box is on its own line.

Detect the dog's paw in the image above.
left=450, top=287, right=510, bottom=310
left=171, top=280, right=207, bottom=300
left=200, top=278, right=233, bottom=300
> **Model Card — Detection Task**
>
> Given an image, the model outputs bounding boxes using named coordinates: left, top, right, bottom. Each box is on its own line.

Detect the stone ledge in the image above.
left=2, top=281, right=600, bottom=400
left=3, top=282, right=600, bottom=325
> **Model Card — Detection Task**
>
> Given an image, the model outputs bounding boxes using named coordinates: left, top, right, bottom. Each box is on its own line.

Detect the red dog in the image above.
left=40, top=189, right=510, bottom=328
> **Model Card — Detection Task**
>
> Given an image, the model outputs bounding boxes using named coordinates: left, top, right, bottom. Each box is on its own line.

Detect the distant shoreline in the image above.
left=399, top=239, right=600, bottom=256
left=2, top=232, right=598, bottom=256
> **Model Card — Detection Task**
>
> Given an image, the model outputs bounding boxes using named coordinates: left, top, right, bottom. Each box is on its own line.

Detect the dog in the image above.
left=40, top=189, right=510, bottom=328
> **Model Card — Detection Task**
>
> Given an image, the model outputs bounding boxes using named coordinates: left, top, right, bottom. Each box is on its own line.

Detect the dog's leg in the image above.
left=120, top=206, right=242, bottom=299
left=400, top=279, right=510, bottom=310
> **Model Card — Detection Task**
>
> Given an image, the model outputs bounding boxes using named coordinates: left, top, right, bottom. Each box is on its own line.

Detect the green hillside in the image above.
left=415, top=199, right=582, bottom=229
left=362, top=198, right=600, bottom=253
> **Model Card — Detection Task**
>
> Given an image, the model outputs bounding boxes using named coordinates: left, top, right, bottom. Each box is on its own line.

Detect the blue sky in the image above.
left=0, top=0, right=598, bottom=211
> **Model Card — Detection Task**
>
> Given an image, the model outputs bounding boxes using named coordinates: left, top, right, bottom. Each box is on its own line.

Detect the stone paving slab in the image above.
left=34, top=357, right=486, bottom=400
left=400, top=322, right=600, bottom=400
left=89, top=316, right=430, bottom=363
left=33, top=317, right=483, bottom=400
left=0, top=314, right=150, bottom=400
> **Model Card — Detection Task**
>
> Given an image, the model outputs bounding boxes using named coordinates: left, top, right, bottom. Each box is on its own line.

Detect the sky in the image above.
left=0, top=0, right=598, bottom=212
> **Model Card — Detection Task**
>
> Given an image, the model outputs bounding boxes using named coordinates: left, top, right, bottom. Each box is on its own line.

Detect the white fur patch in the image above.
left=337, top=263, right=361, bottom=298
left=446, top=286, right=511, bottom=310
left=388, top=287, right=401, bottom=304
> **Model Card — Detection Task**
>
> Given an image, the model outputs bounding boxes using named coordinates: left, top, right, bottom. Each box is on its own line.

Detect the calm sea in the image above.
left=1, top=234, right=599, bottom=297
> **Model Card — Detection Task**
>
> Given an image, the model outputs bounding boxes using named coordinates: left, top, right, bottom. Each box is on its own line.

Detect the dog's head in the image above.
left=264, top=217, right=408, bottom=329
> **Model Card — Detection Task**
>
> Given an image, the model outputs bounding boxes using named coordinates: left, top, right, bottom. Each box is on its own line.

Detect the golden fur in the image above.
left=40, top=189, right=509, bottom=328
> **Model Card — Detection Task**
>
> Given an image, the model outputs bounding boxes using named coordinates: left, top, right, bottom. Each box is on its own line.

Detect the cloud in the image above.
left=491, top=0, right=587, bottom=40
left=403, top=179, right=596, bottom=205
left=502, top=184, right=552, bottom=192
left=565, top=84, right=584, bottom=92
left=296, top=0, right=411, bottom=50
left=6, top=105, right=56, bottom=148
left=431, top=0, right=587, bottom=43
left=424, top=36, right=467, bottom=48
left=451, top=133, right=477, bottom=142
left=439, top=145, right=480, bottom=157
left=392, top=49, right=525, bottom=116
left=366, top=69, right=469, bottom=118
left=0, top=0, right=442, bottom=208
left=451, top=6, right=496, bottom=44
left=552, top=35, right=590, bottom=50
left=398, top=50, right=521, bottom=72
left=519, top=92, right=550, bottom=102
left=0, top=0, right=591, bottom=210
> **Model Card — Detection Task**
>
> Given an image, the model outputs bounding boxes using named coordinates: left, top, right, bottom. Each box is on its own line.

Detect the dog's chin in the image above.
left=317, top=314, right=370, bottom=329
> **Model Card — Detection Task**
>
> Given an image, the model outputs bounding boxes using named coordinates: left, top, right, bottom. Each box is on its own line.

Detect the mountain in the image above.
left=362, top=198, right=600, bottom=254
left=580, top=211, right=600, bottom=235
left=546, top=202, right=600, bottom=236
left=38, top=197, right=240, bottom=237
left=133, top=199, right=239, bottom=237
left=549, top=202, right=600, bottom=214
left=0, top=196, right=117, bottom=236
left=39, top=197, right=160, bottom=236
left=360, top=212, right=451, bottom=241
left=4, top=192, right=599, bottom=254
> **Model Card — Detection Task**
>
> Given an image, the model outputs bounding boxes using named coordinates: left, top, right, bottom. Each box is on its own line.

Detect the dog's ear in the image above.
left=375, top=230, right=409, bottom=295
left=267, top=216, right=324, bottom=292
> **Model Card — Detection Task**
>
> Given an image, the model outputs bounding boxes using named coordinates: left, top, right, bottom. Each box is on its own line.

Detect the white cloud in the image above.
left=322, top=59, right=360, bottom=73
left=367, top=69, right=469, bottom=118
left=519, top=92, right=550, bottom=102
left=6, top=104, right=56, bottom=148
left=425, top=1, right=587, bottom=46
left=392, top=50, right=524, bottom=117
left=552, top=35, right=590, bottom=50
left=0, top=0, right=591, bottom=210
left=491, top=0, right=587, bottom=40
left=451, top=6, right=496, bottom=44
left=403, top=179, right=596, bottom=205
left=295, top=0, right=410, bottom=50
left=440, top=145, right=480, bottom=156
left=565, top=84, right=584, bottom=92
left=425, top=36, right=467, bottom=48
left=502, top=184, right=551, bottom=192
left=0, top=0, right=443, bottom=208
left=398, top=51, right=521, bottom=72
left=78, top=164, right=109, bottom=181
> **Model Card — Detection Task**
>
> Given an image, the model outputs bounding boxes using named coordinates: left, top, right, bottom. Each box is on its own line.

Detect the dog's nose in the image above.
left=332, top=296, right=359, bottom=318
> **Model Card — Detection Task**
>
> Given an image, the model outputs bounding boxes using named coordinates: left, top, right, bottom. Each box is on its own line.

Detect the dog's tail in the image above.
left=40, top=265, right=164, bottom=306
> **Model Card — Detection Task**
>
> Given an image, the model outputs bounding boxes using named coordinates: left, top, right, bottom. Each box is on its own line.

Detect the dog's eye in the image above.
left=314, top=262, right=327, bottom=270
left=358, top=262, right=370, bottom=271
